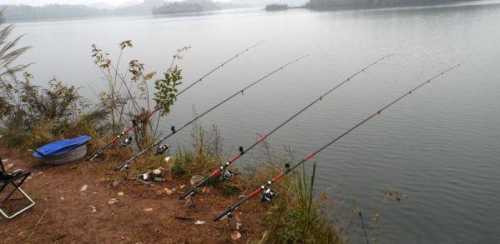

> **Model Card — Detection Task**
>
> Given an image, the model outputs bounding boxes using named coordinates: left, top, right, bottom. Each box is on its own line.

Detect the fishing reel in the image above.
left=155, top=144, right=169, bottom=155
left=120, top=136, right=133, bottom=147
left=260, top=181, right=277, bottom=203
left=219, top=162, right=234, bottom=181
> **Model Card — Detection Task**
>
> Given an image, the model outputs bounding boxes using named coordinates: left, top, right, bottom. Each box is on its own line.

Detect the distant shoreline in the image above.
left=3, top=0, right=499, bottom=23
left=305, top=0, right=482, bottom=11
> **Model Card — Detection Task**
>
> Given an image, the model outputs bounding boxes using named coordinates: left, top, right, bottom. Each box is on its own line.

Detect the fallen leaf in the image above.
left=117, top=192, right=124, bottom=196
left=180, top=184, right=186, bottom=189
left=194, top=220, right=206, bottom=225
left=144, top=208, right=153, bottom=212
left=80, top=184, right=88, bottom=192
left=164, top=188, right=173, bottom=195
left=108, top=198, right=118, bottom=205
left=235, top=213, right=242, bottom=222
left=175, top=216, right=194, bottom=221
left=89, top=205, right=97, bottom=213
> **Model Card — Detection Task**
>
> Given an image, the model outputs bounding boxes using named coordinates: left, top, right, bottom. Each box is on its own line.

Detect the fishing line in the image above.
left=181, top=54, right=394, bottom=199
left=115, top=54, right=309, bottom=171
left=214, top=64, right=460, bottom=222
left=86, top=42, right=263, bottom=161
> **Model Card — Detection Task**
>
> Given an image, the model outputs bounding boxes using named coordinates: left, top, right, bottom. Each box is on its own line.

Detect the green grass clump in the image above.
left=259, top=163, right=344, bottom=244
left=219, top=182, right=241, bottom=196
left=168, top=124, right=223, bottom=179
left=171, top=159, right=188, bottom=177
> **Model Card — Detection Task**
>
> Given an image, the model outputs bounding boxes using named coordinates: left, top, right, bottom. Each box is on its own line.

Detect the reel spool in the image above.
left=219, top=162, right=234, bottom=181
left=260, top=182, right=277, bottom=203
left=155, top=144, right=169, bottom=155
left=121, top=136, right=133, bottom=147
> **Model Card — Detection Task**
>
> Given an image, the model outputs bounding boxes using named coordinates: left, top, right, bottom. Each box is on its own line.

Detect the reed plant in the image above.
left=257, top=162, right=344, bottom=244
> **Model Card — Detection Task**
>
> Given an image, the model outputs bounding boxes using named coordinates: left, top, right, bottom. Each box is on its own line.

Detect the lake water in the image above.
left=12, top=2, right=500, bottom=243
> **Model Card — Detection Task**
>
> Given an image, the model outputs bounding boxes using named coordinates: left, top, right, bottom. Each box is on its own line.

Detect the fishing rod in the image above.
left=115, top=55, right=309, bottom=171
left=180, top=54, right=394, bottom=200
left=214, top=64, right=460, bottom=222
left=86, top=42, right=263, bottom=161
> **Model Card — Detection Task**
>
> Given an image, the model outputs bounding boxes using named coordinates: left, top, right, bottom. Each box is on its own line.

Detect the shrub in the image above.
left=91, top=41, right=189, bottom=149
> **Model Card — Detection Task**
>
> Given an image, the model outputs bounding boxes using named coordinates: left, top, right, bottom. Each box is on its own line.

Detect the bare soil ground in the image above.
left=0, top=146, right=266, bottom=244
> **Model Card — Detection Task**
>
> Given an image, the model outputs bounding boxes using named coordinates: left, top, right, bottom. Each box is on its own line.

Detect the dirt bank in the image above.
left=0, top=146, right=266, bottom=243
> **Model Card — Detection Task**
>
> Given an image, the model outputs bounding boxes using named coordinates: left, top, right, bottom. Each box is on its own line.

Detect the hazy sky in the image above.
left=1, top=0, right=278, bottom=7
left=1, top=0, right=142, bottom=7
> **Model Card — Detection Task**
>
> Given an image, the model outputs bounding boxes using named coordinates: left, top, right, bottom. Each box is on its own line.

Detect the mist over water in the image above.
left=14, top=2, right=500, bottom=243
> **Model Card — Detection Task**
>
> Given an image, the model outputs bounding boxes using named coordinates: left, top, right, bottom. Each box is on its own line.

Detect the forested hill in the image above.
left=307, top=0, right=475, bottom=10
left=0, top=1, right=164, bottom=22
left=0, top=4, right=109, bottom=22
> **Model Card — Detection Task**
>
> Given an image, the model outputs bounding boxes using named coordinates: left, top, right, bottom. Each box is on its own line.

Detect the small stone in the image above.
left=80, top=185, right=88, bottom=192
left=117, top=192, right=124, bottom=196
left=231, top=231, right=242, bottom=240
left=90, top=205, right=97, bottom=213
left=236, top=222, right=243, bottom=230
left=152, top=169, right=162, bottom=175
left=144, top=208, right=153, bottom=212
left=180, top=184, right=186, bottom=189
left=108, top=198, right=118, bottom=205
left=164, top=188, right=173, bottom=195
left=60, top=196, right=65, bottom=201
left=164, top=156, right=171, bottom=163
left=194, top=220, right=205, bottom=225
left=112, top=180, right=120, bottom=187
left=190, top=175, right=204, bottom=186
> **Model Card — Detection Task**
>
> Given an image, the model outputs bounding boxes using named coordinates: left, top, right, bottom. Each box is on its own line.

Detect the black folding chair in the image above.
left=0, top=157, right=35, bottom=219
